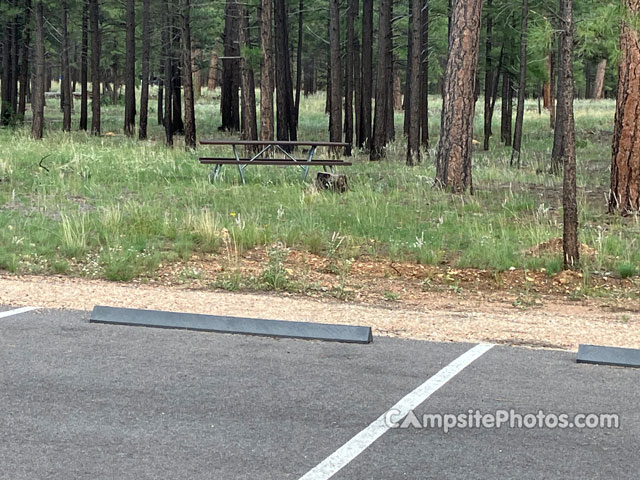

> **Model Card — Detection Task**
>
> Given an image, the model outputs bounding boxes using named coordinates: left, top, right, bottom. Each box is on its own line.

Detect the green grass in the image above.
left=0, top=88, right=638, bottom=285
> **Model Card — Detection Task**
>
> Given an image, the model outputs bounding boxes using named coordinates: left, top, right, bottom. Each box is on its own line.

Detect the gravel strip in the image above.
left=1, top=274, right=638, bottom=350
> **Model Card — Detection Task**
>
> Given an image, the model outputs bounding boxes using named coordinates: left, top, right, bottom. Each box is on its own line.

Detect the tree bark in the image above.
left=370, top=0, right=392, bottom=160
left=435, top=0, right=484, bottom=193
left=31, top=1, right=45, bottom=139
left=359, top=0, right=373, bottom=150
left=593, top=58, right=606, bottom=100
left=510, top=0, right=528, bottom=167
left=80, top=0, right=88, bottom=130
left=404, top=0, right=414, bottom=137
left=551, top=2, right=565, bottom=175
left=260, top=0, right=274, bottom=140
left=61, top=0, right=72, bottom=131
left=609, top=0, right=640, bottom=214
left=275, top=0, right=297, bottom=142
left=2, top=6, right=15, bottom=125
left=294, top=0, right=303, bottom=124
left=139, top=0, right=151, bottom=139
left=344, top=0, right=356, bottom=156
left=171, top=11, right=184, bottom=136
left=158, top=57, right=164, bottom=125
left=501, top=72, right=512, bottom=146
left=407, top=0, right=422, bottom=166
left=124, top=0, right=136, bottom=136
left=420, top=0, right=430, bottom=148
left=208, top=52, right=219, bottom=90
left=10, top=5, right=19, bottom=119
left=163, top=0, right=174, bottom=146
left=18, top=0, right=32, bottom=122
left=182, top=0, right=196, bottom=149
left=482, top=0, right=493, bottom=151
left=329, top=0, right=342, bottom=146
left=543, top=49, right=556, bottom=129
left=238, top=5, right=257, bottom=143
left=559, top=0, right=578, bottom=268
left=221, top=0, right=241, bottom=132
left=90, top=0, right=101, bottom=135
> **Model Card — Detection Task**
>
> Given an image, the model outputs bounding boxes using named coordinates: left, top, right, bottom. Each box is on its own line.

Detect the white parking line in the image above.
left=299, top=343, right=495, bottom=480
left=0, top=307, right=39, bottom=319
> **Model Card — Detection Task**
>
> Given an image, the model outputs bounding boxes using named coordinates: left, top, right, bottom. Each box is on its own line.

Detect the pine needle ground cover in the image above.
left=0, top=93, right=638, bottom=299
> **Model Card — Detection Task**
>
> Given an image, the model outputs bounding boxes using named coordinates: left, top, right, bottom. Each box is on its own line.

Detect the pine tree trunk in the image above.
left=158, top=57, right=164, bottom=125
left=511, top=0, right=528, bottom=167
left=1, top=12, right=13, bottom=124
left=406, top=0, right=422, bottom=166
left=274, top=0, right=297, bottom=142
left=294, top=0, right=303, bottom=124
left=483, top=0, right=493, bottom=151
left=163, top=0, right=174, bottom=146
left=543, top=54, right=552, bottom=109
left=393, top=70, right=403, bottom=111
left=182, top=0, right=196, bottom=149
left=609, top=0, right=640, bottom=214
left=80, top=0, right=88, bottom=130
left=238, top=5, right=257, bottom=143
left=124, top=0, right=136, bottom=136
left=208, top=52, right=219, bottom=90
left=260, top=0, right=274, bottom=140
left=584, top=60, right=593, bottom=99
left=354, top=34, right=361, bottom=147
left=551, top=4, right=565, bottom=175
left=329, top=0, right=342, bottom=146
left=420, top=0, right=429, bottom=148
left=31, top=1, right=45, bottom=139
left=359, top=0, right=373, bottom=149
left=62, top=0, right=72, bottom=131
left=172, top=65, right=184, bottom=134
left=90, top=0, right=101, bottom=135
left=10, top=7, right=19, bottom=119
left=18, top=0, right=32, bottom=122
left=501, top=72, right=512, bottom=145
left=370, top=0, right=392, bottom=160
left=192, top=49, right=202, bottom=100
left=593, top=58, right=606, bottom=100
left=221, top=0, right=240, bottom=132
left=344, top=0, right=356, bottom=156
left=404, top=1, right=414, bottom=137
left=559, top=0, right=578, bottom=268
left=139, top=0, right=151, bottom=139
left=549, top=49, right=556, bottom=128
left=435, top=0, right=484, bottom=193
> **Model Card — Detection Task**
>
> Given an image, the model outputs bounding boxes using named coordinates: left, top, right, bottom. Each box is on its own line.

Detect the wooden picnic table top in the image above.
left=199, top=139, right=349, bottom=148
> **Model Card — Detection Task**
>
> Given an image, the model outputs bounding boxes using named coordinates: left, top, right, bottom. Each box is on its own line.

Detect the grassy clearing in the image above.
left=0, top=91, right=638, bottom=288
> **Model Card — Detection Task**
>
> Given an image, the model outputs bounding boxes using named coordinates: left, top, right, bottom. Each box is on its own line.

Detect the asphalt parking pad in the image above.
left=0, top=307, right=471, bottom=480
left=90, top=305, right=373, bottom=343
left=333, top=346, right=639, bottom=479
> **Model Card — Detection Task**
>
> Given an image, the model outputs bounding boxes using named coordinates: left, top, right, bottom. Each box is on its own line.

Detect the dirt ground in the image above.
left=1, top=247, right=638, bottom=351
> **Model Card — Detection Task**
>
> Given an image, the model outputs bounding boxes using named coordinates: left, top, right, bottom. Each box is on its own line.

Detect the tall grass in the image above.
left=0, top=93, right=637, bottom=284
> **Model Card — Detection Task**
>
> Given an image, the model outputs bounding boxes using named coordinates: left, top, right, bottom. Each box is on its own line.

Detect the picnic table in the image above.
left=199, top=139, right=352, bottom=184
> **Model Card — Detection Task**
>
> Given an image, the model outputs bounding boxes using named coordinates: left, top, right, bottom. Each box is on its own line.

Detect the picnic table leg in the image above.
left=233, top=145, right=246, bottom=184
left=302, top=146, right=317, bottom=181
left=209, top=164, right=222, bottom=182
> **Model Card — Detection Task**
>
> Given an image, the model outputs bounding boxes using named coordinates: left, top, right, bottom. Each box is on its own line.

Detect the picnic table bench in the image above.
left=199, top=139, right=352, bottom=184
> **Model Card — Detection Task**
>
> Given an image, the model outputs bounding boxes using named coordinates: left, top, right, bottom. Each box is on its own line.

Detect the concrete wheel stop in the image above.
left=90, top=305, right=373, bottom=344
left=576, top=344, right=640, bottom=368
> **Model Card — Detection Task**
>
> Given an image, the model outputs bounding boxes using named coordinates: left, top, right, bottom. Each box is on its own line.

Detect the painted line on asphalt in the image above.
left=0, top=307, right=39, bottom=319
left=299, top=343, right=495, bottom=480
